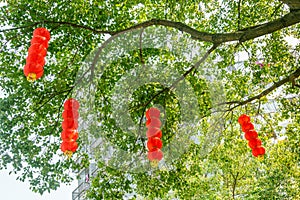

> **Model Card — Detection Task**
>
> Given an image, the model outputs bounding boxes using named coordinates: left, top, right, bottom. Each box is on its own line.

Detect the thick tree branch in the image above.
left=281, top=0, right=300, bottom=10
left=39, top=10, right=300, bottom=45
left=2, top=1, right=299, bottom=45
left=110, top=10, right=300, bottom=43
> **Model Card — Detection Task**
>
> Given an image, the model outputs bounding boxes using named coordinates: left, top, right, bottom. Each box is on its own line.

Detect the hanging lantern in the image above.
left=28, top=43, right=47, bottom=57
left=31, top=27, right=50, bottom=49
left=238, top=114, right=266, bottom=159
left=64, top=98, right=80, bottom=110
left=62, top=119, right=78, bottom=130
left=62, top=110, right=79, bottom=120
left=26, top=53, right=45, bottom=65
left=61, top=98, right=80, bottom=158
left=23, top=63, right=44, bottom=81
left=146, top=107, right=163, bottom=164
left=33, top=27, right=51, bottom=41
left=23, top=27, right=50, bottom=82
left=31, top=37, right=49, bottom=49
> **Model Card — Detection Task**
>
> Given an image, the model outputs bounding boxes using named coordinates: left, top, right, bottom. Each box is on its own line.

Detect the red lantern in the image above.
left=238, top=114, right=250, bottom=126
left=146, top=118, right=161, bottom=128
left=26, top=53, right=45, bottom=65
left=248, top=138, right=262, bottom=149
left=24, top=27, right=50, bottom=82
left=61, top=98, right=80, bottom=158
left=145, top=107, right=164, bottom=163
left=241, top=122, right=254, bottom=132
left=147, top=149, right=163, bottom=161
left=252, top=146, right=265, bottom=157
left=31, top=37, right=49, bottom=49
left=238, top=114, right=266, bottom=158
left=244, top=130, right=258, bottom=140
left=147, top=137, right=163, bottom=151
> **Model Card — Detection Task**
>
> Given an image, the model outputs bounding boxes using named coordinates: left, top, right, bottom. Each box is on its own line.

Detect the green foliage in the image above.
left=0, top=0, right=299, bottom=199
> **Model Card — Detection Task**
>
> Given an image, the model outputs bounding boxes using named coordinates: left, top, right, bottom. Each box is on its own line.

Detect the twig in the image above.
left=257, top=99, right=261, bottom=115
left=271, top=3, right=284, bottom=18
left=0, top=34, right=20, bottom=53
left=231, top=171, right=239, bottom=199
left=139, top=28, right=145, bottom=64
left=223, top=67, right=300, bottom=111
left=43, top=20, right=111, bottom=34
left=237, top=0, right=242, bottom=30
left=0, top=22, right=39, bottom=32
left=141, top=43, right=219, bottom=108
left=33, top=88, right=73, bottom=114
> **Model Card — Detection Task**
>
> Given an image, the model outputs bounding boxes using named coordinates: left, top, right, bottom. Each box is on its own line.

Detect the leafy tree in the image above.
left=0, top=0, right=299, bottom=199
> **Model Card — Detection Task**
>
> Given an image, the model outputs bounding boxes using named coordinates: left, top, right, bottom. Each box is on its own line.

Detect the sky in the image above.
left=0, top=168, right=77, bottom=200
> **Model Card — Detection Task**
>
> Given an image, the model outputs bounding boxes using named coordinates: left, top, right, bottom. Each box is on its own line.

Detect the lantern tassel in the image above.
left=27, top=73, right=37, bottom=82
left=257, top=154, right=264, bottom=161
left=150, top=160, right=159, bottom=168
left=64, top=150, right=73, bottom=159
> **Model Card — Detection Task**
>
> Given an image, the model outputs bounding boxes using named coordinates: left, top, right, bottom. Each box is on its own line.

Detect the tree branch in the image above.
left=227, top=67, right=300, bottom=111
left=237, top=0, right=242, bottom=30
left=231, top=172, right=239, bottom=199
left=0, top=22, right=39, bottom=32
left=111, top=10, right=300, bottom=43
left=271, top=3, right=284, bottom=18
left=38, top=9, right=300, bottom=45
left=139, top=28, right=145, bottom=65
left=281, top=0, right=300, bottom=10
left=43, top=20, right=111, bottom=34
left=141, top=43, right=219, bottom=108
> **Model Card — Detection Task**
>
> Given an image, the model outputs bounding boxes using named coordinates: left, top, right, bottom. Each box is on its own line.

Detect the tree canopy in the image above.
left=0, top=0, right=299, bottom=199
